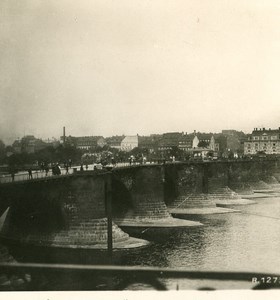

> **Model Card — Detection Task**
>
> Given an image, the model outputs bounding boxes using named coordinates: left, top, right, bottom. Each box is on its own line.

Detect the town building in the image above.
left=244, top=127, right=280, bottom=155
left=138, top=135, right=161, bottom=153
left=157, top=132, right=183, bottom=151
left=120, top=135, right=139, bottom=152
left=178, top=134, right=193, bottom=151
left=62, top=136, right=106, bottom=150
left=186, top=132, right=217, bottom=159
left=75, top=136, right=106, bottom=150
left=12, top=135, right=48, bottom=154
left=105, top=135, right=124, bottom=150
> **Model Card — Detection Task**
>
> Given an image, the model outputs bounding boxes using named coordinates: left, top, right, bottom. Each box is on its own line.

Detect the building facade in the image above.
left=244, top=127, right=280, bottom=155
left=62, top=136, right=106, bottom=150
left=12, top=135, right=48, bottom=154
left=120, top=135, right=139, bottom=152
left=106, top=136, right=124, bottom=150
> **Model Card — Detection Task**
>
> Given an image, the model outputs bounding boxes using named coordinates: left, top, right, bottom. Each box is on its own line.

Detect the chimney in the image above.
left=63, top=126, right=66, bottom=144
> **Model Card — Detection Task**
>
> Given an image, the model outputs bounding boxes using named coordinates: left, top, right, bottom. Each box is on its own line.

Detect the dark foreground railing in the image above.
left=0, top=262, right=280, bottom=290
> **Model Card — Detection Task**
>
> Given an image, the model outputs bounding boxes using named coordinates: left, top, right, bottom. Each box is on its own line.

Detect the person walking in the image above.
left=56, top=163, right=61, bottom=175
left=45, top=165, right=49, bottom=176
left=28, top=168, right=33, bottom=179
left=65, top=164, right=69, bottom=174
left=11, top=171, right=15, bottom=182
left=51, top=164, right=56, bottom=176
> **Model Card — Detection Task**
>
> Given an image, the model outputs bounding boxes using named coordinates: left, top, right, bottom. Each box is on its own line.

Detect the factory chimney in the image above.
left=63, top=126, right=66, bottom=144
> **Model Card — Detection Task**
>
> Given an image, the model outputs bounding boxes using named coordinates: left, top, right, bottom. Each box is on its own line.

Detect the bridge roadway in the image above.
left=1, top=158, right=278, bottom=184
left=0, top=162, right=158, bottom=184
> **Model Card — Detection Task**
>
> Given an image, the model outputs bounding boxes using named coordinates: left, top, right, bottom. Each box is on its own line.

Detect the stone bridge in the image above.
left=0, top=159, right=280, bottom=262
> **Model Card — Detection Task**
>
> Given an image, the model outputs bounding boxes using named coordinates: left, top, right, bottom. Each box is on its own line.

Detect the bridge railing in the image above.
left=0, top=168, right=74, bottom=184
left=0, top=262, right=278, bottom=290
left=0, top=162, right=160, bottom=184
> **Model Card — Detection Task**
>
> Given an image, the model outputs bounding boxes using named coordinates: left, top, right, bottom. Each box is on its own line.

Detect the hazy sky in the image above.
left=1, top=0, right=280, bottom=144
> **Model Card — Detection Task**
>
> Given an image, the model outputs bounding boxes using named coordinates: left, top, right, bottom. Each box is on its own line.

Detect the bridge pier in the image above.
left=112, top=165, right=202, bottom=237
left=259, top=160, right=280, bottom=191
left=207, top=162, right=255, bottom=206
left=228, top=161, right=280, bottom=198
left=166, top=163, right=238, bottom=216
left=0, top=173, right=149, bottom=264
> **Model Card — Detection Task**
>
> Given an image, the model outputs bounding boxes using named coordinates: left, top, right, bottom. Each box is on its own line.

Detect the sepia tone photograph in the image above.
left=1, top=0, right=280, bottom=298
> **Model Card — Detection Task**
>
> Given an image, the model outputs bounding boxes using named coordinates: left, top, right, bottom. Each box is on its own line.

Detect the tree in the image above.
left=198, top=141, right=209, bottom=148
left=0, top=140, right=5, bottom=163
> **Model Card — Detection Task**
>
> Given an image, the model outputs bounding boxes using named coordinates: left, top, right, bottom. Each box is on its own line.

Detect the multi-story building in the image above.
left=75, top=136, right=106, bottom=150
left=62, top=136, right=106, bottom=150
left=120, top=135, right=138, bottom=152
left=138, top=135, right=161, bottom=153
left=178, top=134, right=193, bottom=151
left=158, top=132, right=183, bottom=151
left=244, top=127, right=280, bottom=155
left=106, top=135, right=124, bottom=150
left=12, top=135, right=48, bottom=154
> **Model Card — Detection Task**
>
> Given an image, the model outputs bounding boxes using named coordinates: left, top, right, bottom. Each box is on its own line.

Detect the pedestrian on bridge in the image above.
left=28, top=168, right=33, bottom=179
left=11, top=171, right=15, bottom=182
left=45, top=166, right=49, bottom=176
left=56, top=164, right=61, bottom=175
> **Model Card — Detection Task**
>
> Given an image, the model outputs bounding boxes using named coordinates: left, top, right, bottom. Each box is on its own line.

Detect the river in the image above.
left=120, top=195, right=280, bottom=289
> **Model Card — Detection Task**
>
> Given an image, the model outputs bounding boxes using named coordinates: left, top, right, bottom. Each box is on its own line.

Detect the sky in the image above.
left=1, top=0, right=280, bottom=144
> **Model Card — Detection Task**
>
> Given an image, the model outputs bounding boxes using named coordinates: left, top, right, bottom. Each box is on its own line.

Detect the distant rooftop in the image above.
left=122, top=135, right=138, bottom=143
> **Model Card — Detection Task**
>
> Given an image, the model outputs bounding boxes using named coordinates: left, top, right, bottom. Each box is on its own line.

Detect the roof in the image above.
left=121, top=135, right=138, bottom=143
left=196, top=133, right=214, bottom=140
left=252, top=128, right=280, bottom=136
left=106, top=136, right=124, bottom=143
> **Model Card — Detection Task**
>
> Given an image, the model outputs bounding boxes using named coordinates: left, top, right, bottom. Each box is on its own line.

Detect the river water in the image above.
left=120, top=195, right=280, bottom=289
